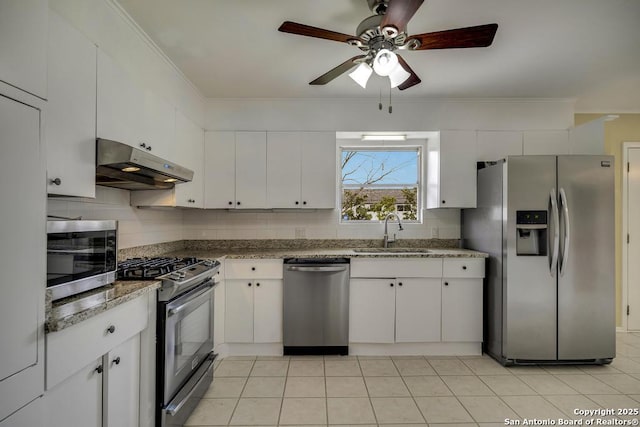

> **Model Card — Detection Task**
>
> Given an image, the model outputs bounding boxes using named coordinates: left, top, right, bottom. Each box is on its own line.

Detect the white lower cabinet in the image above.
left=0, top=397, right=43, bottom=427
left=224, top=259, right=283, bottom=343
left=43, top=296, right=148, bottom=427
left=349, top=278, right=441, bottom=343
left=442, top=279, right=483, bottom=342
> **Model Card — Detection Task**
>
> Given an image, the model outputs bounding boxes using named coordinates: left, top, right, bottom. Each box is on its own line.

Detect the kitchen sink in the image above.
left=352, top=248, right=433, bottom=254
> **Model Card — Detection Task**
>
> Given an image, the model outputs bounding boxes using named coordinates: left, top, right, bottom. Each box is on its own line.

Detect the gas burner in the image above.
left=117, top=257, right=199, bottom=280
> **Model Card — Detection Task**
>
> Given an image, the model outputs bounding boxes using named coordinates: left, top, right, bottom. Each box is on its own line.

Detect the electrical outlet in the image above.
left=431, top=227, right=439, bottom=238
left=295, top=228, right=306, bottom=239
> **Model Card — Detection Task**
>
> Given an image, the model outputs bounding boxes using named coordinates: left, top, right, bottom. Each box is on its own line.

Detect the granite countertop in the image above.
left=46, top=280, right=160, bottom=333
left=164, top=247, right=488, bottom=260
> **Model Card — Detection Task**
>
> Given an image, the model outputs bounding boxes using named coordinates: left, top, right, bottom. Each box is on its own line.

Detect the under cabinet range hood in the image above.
left=96, top=139, right=193, bottom=190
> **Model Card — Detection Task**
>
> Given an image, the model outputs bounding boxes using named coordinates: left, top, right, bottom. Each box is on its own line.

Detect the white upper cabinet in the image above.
left=46, top=11, right=97, bottom=198
left=235, top=132, right=267, bottom=209
left=0, top=0, right=47, bottom=99
left=523, top=130, right=569, bottom=155
left=204, top=131, right=236, bottom=208
left=300, top=132, right=336, bottom=209
left=267, top=131, right=336, bottom=209
left=569, top=118, right=606, bottom=155
left=172, top=110, right=203, bottom=207
left=96, top=50, right=174, bottom=159
left=476, top=131, right=523, bottom=162
left=426, top=130, right=477, bottom=209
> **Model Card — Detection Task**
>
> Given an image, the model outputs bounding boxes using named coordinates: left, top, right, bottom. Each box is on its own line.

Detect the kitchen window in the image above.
left=340, top=146, right=421, bottom=223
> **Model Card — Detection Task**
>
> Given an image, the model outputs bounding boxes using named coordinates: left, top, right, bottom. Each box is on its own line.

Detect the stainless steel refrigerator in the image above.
left=463, top=156, right=615, bottom=365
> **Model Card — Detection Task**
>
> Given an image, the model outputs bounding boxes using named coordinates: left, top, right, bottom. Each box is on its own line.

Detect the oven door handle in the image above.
left=167, top=280, right=215, bottom=318
left=164, top=353, right=216, bottom=416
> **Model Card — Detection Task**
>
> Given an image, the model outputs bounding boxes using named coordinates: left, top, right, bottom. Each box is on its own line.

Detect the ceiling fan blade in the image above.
left=408, top=23, right=498, bottom=50
left=381, top=0, right=425, bottom=33
left=396, top=54, right=421, bottom=90
left=309, top=56, right=367, bottom=85
left=278, top=21, right=360, bottom=44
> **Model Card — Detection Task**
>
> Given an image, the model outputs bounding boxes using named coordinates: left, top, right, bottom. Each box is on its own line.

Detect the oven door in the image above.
left=162, top=279, right=215, bottom=402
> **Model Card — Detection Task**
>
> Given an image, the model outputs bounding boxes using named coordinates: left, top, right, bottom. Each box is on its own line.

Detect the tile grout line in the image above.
left=391, top=356, right=428, bottom=424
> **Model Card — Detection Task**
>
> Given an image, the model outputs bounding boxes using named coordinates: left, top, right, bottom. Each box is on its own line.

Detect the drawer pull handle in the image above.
left=444, top=282, right=449, bottom=286
left=248, top=283, right=252, bottom=287
left=390, top=283, right=394, bottom=287
left=95, top=365, right=103, bottom=374
left=462, top=265, right=467, bottom=270
left=398, top=282, right=403, bottom=286
left=107, top=325, right=116, bottom=334
left=256, top=283, right=260, bottom=287
left=113, top=356, right=121, bottom=366
left=50, top=177, right=62, bottom=186
left=251, top=267, right=256, bottom=271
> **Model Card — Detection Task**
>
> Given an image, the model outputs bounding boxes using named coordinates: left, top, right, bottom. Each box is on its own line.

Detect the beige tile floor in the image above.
left=186, top=333, right=640, bottom=426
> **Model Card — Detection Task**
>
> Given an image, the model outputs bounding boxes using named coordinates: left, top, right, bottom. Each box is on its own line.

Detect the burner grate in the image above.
left=117, top=257, right=199, bottom=280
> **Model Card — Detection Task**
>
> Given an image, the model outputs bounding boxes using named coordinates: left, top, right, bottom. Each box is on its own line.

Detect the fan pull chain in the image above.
left=379, top=89, right=383, bottom=111
left=388, top=88, right=393, bottom=114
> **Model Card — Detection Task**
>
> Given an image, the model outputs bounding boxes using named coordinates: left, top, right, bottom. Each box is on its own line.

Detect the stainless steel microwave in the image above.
left=46, top=220, right=117, bottom=301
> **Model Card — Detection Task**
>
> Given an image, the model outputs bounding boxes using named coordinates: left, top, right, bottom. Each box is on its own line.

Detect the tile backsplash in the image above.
left=48, top=187, right=461, bottom=249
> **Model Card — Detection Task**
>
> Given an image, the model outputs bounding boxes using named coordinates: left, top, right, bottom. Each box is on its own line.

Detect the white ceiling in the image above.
left=116, top=0, right=640, bottom=112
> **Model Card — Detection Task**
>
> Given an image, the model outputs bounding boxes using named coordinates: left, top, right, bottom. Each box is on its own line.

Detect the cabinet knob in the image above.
left=139, top=143, right=147, bottom=148
left=442, top=200, right=446, bottom=204
left=107, top=325, right=116, bottom=334
left=256, top=283, right=260, bottom=287
left=398, top=282, right=403, bottom=286
left=228, top=201, right=233, bottom=205
left=49, top=177, right=62, bottom=186
left=95, top=365, right=103, bottom=374
left=146, top=146, right=152, bottom=151
left=390, top=283, right=394, bottom=287
left=303, top=201, right=307, bottom=205
left=295, top=201, right=299, bottom=205
left=248, top=283, right=252, bottom=287
left=237, top=201, right=241, bottom=205
left=444, top=282, right=449, bottom=286
left=113, top=356, right=121, bottom=366
left=462, top=265, right=467, bottom=270
left=251, top=267, right=256, bottom=271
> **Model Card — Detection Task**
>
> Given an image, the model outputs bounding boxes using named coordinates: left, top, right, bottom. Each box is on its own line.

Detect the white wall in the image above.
left=48, top=187, right=183, bottom=249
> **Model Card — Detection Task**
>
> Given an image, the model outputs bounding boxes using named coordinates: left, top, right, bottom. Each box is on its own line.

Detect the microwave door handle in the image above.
left=549, top=188, right=560, bottom=277
left=559, top=187, right=570, bottom=277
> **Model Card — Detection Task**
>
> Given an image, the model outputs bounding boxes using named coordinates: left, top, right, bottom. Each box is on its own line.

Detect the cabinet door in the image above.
left=44, top=359, right=103, bottom=427
left=523, top=130, right=569, bottom=155
left=105, top=334, right=140, bottom=427
left=204, top=131, right=236, bottom=208
left=141, top=89, right=174, bottom=159
left=267, top=132, right=301, bottom=208
left=349, top=279, right=395, bottom=343
left=395, top=278, right=441, bottom=342
left=437, top=130, right=477, bottom=208
left=46, top=11, right=97, bottom=198
left=173, top=110, right=203, bottom=208
left=0, top=0, right=47, bottom=98
left=476, top=131, right=523, bottom=162
left=96, top=50, right=144, bottom=149
left=301, top=132, right=336, bottom=209
left=253, top=280, right=283, bottom=343
left=0, top=95, right=44, bottom=420
left=441, top=279, right=483, bottom=342
left=235, top=132, right=267, bottom=209
left=225, top=280, right=254, bottom=343
left=0, top=397, right=42, bottom=427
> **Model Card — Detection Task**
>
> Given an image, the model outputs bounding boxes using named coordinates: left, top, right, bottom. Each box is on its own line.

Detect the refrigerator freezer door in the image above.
left=557, top=156, right=615, bottom=360
left=505, top=156, right=557, bottom=360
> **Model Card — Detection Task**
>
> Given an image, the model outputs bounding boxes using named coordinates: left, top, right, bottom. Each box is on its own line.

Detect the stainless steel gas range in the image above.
left=118, top=257, right=220, bottom=427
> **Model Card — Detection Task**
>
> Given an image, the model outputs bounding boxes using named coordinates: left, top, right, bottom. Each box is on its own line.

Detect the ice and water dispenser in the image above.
left=516, top=210, right=548, bottom=256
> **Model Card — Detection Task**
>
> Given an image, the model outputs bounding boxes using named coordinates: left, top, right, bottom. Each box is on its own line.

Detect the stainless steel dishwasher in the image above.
left=283, top=258, right=350, bottom=355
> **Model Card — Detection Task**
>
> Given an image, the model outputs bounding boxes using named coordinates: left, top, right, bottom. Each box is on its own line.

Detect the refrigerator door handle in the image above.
left=549, top=188, right=560, bottom=277
left=559, top=187, right=570, bottom=277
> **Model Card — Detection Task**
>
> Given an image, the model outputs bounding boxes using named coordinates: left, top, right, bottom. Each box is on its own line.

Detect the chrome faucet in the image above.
left=383, top=213, right=404, bottom=248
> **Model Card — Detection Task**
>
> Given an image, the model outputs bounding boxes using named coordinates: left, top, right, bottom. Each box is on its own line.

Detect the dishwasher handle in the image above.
left=286, top=266, right=348, bottom=273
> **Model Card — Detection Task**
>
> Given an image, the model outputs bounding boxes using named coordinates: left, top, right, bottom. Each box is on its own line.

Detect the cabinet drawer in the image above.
left=351, top=258, right=442, bottom=278
left=442, top=258, right=485, bottom=278
left=46, top=295, right=147, bottom=390
left=225, top=259, right=283, bottom=279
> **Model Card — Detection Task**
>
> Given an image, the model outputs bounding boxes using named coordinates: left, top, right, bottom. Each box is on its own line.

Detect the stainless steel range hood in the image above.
left=96, top=139, right=194, bottom=190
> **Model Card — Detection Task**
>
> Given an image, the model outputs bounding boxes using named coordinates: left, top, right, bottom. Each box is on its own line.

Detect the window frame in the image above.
left=338, top=143, right=424, bottom=224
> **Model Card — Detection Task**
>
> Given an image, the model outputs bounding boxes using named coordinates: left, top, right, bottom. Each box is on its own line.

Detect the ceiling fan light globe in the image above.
left=349, top=63, right=373, bottom=88
left=389, top=65, right=411, bottom=88
left=373, top=49, right=399, bottom=76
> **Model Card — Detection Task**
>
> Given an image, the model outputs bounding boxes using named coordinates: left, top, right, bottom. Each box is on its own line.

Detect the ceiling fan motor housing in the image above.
left=367, top=0, right=389, bottom=14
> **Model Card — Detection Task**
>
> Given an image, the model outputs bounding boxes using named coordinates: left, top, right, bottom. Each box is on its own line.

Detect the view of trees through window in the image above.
left=341, top=148, right=420, bottom=222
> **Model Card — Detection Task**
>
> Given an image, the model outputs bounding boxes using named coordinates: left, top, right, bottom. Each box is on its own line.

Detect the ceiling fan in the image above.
left=278, top=0, right=498, bottom=90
